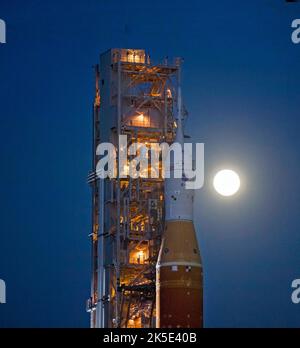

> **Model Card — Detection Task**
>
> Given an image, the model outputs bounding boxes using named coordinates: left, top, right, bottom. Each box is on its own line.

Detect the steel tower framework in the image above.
left=87, top=49, right=183, bottom=328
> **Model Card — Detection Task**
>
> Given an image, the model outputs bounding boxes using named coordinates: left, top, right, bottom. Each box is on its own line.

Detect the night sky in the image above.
left=0, top=0, right=300, bottom=327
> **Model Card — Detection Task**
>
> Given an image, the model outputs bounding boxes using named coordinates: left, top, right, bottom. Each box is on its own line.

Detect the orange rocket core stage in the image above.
left=156, top=220, right=203, bottom=328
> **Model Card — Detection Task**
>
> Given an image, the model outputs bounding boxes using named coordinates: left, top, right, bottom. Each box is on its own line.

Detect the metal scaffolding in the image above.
left=87, top=49, right=182, bottom=328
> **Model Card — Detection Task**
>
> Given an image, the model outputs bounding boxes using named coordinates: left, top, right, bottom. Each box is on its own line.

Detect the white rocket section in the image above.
left=164, top=73, right=194, bottom=222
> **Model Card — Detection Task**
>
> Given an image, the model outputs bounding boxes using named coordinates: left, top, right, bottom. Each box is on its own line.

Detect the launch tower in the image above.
left=87, top=48, right=201, bottom=328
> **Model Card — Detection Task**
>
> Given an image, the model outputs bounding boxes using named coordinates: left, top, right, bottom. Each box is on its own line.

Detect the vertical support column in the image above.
left=90, top=102, right=97, bottom=328
left=115, top=52, right=122, bottom=327
left=90, top=76, right=100, bottom=328
left=90, top=64, right=102, bottom=328
left=96, top=176, right=105, bottom=328
left=164, top=86, right=168, bottom=138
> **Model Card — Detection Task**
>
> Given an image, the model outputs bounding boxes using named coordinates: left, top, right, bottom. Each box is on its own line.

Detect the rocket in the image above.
left=156, top=73, right=203, bottom=328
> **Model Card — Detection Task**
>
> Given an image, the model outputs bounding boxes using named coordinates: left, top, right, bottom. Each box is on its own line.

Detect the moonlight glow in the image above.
left=213, top=169, right=240, bottom=196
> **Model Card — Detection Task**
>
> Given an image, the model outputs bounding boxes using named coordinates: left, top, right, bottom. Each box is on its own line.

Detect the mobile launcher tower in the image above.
left=87, top=48, right=203, bottom=328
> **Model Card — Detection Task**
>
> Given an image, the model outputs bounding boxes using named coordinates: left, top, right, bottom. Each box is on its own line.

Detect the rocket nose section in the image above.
left=157, top=220, right=201, bottom=266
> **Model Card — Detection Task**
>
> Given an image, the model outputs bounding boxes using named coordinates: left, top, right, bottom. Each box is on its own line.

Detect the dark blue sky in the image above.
left=0, top=0, right=300, bottom=327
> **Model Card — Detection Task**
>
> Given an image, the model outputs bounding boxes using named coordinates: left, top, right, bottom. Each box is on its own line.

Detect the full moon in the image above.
left=213, top=169, right=240, bottom=197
